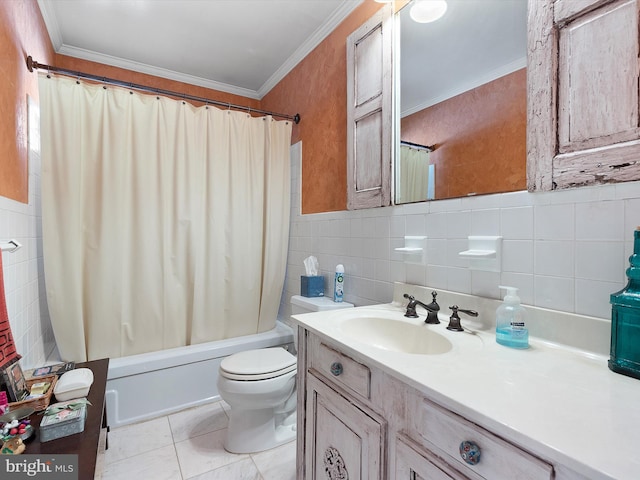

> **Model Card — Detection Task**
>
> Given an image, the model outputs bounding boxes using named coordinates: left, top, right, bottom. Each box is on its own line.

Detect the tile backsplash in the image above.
left=278, top=142, right=640, bottom=331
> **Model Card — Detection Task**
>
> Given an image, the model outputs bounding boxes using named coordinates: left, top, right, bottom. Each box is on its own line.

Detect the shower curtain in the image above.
left=397, top=145, right=431, bottom=203
left=39, top=74, right=292, bottom=362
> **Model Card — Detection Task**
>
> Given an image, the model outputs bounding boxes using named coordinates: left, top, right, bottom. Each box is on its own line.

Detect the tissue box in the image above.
left=301, top=275, right=324, bottom=297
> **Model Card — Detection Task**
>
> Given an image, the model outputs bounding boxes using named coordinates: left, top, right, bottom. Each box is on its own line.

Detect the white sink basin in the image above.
left=339, top=316, right=453, bottom=355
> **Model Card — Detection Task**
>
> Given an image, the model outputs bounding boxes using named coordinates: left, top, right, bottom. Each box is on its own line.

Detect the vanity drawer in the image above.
left=413, top=398, right=553, bottom=480
left=308, top=337, right=371, bottom=400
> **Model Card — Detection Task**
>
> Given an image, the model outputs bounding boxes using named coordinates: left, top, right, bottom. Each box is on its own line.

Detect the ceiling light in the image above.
left=410, top=0, right=448, bottom=23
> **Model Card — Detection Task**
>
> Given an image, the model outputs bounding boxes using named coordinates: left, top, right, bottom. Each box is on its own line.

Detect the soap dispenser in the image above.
left=495, top=286, right=529, bottom=349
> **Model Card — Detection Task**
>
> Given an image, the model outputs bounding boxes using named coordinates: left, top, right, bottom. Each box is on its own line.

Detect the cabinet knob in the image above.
left=459, top=440, right=481, bottom=465
left=330, top=362, right=343, bottom=376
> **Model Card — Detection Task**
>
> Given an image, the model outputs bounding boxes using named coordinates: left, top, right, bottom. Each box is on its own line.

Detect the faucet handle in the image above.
left=457, top=307, right=478, bottom=317
left=425, top=291, right=440, bottom=324
left=446, top=305, right=478, bottom=331
left=403, top=294, right=419, bottom=318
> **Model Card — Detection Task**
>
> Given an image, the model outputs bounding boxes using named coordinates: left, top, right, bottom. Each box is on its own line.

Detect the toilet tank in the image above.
left=289, top=296, right=354, bottom=353
left=290, top=295, right=354, bottom=315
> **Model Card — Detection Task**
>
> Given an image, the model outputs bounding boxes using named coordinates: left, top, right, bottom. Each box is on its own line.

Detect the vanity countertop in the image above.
left=292, top=302, right=640, bottom=480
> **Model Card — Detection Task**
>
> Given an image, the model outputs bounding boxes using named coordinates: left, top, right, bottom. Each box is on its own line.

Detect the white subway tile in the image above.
left=446, top=210, right=471, bottom=239
left=425, top=212, right=447, bottom=239
left=624, top=198, right=640, bottom=235
left=405, top=263, right=427, bottom=286
left=535, top=203, right=575, bottom=240
left=446, top=238, right=470, bottom=268
left=502, top=240, right=534, bottom=274
left=470, top=209, right=500, bottom=236
left=426, top=238, right=447, bottom=266
left=535, top=240, right=575, bottom=277
left=389, top=215, right=405, bottom=238
left=374, top=259, right=390, bottom=282
left=575, top=279, right=618, bottom=319
left=390, top=261, right=406, bottom=283
left=471, top=270, right=501, bottom=298
left=406, top=214, right=426, bottom=236
left=575, top=200, right=624, bottom=241
left=534, top=275, right=575, bottom=312
left=447, top=266, right=471, bottom=294
left=501, top=206, right=534, bottom=239
left=575, top=241, right=625, bottom=283
left=426, top=265, right=448, bottom=290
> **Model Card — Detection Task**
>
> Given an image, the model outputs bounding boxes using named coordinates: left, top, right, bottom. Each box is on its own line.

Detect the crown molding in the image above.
left=258, top=0, right=364, bottom=98
left=37, top=0, right=63, bottom=50
left=56, top=45, right=261, bottom=99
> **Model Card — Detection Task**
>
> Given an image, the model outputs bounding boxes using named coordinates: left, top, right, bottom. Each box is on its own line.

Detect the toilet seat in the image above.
left=220, top=347, right=296, bottom=381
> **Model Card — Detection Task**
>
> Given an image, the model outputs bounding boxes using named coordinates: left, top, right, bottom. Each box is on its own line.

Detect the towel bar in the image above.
left=0, top=240, right=22, bottom=253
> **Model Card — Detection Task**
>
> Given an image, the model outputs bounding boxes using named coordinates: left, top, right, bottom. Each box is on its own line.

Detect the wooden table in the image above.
left=25, top=358, right=109, bottom=480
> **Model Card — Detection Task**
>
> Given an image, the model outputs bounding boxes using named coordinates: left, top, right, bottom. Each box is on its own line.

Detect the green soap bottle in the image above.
left=609, top=227, right=640, bottom=379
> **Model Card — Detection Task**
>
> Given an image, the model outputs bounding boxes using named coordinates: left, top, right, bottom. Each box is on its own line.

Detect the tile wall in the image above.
left=278, top=142, right=640, bottom=329
left=0, top=99, right=55, bottom=368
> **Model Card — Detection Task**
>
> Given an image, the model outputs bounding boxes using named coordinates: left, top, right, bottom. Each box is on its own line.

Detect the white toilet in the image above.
left=217, top=295, right=354, bottom=454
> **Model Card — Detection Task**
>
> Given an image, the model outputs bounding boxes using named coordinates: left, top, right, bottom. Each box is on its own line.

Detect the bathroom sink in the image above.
left=339, top=316, right=453, bottom=355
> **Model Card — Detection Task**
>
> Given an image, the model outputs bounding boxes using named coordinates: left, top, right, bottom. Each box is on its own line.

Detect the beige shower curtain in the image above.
left=397, top=145, right=430, bottom=204
left=39, top=74, right=292, bottom=362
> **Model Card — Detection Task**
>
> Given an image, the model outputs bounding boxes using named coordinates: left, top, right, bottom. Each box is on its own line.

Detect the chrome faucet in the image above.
left=446, top=305, right=479, bottom=331
left=403, top=293, right=440, bottom=324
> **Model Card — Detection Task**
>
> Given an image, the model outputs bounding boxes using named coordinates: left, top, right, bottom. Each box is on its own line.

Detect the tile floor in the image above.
left=102, top=401, right=297, bottom=480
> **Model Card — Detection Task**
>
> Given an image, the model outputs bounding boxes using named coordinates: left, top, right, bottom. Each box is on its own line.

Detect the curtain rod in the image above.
left=27, top=56, right=300, bottom=124
left=400, top=140, right=435, bottom=152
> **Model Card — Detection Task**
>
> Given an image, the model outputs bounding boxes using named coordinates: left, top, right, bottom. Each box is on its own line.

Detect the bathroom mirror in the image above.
left=395, top=0, right=527, bottom=203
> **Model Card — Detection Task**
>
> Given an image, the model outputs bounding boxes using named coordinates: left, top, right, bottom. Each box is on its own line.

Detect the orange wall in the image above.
left=262, top=1, right=384, bottom=214
left=400, top=69, right=527, bottom=199
left=0, top=0, right=55, bottom=203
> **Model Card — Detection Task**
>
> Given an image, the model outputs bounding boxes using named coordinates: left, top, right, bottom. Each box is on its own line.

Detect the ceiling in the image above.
left=37, top=0, right=527, bottom=109
left=37, top=0, right=362, bottom=100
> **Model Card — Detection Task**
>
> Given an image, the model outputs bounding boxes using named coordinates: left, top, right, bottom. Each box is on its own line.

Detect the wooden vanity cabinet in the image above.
left=395, top=434, right=471, bottom=480
left=297, top=328, right=564, bottom=480
left=305, top=374, right=385, bottom=479
left=301, top=331, right=386, bottom=479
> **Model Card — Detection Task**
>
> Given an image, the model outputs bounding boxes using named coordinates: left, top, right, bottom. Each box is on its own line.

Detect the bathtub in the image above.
left=105, top=321, right=294, bottom=428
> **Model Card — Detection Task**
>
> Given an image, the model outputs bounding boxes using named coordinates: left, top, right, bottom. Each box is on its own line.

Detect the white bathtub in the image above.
left=105, top=321, right=294, bottom=428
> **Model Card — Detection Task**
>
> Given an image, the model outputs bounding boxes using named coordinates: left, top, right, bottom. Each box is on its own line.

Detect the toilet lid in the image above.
left=220, top=347, right=296, bottom=380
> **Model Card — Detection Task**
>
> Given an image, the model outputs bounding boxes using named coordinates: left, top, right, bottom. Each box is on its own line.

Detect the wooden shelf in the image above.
left=23, top=358, right=109, bottom=479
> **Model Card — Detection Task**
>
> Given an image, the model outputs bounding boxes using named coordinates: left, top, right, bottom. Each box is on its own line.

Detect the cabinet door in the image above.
left=527, top=0, right=640, bottom=191
left=305, top=374, right=385, bottom=479
left=346, top=6, right=393, bottom=210
left=395, top=435, right=471, bottom=480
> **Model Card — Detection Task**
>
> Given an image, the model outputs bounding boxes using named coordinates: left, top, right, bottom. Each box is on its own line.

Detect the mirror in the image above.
left=395, top=0, right=528, bottom=204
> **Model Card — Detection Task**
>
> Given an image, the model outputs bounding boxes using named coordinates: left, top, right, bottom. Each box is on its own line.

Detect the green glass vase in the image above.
left=609, top=227, right=640, bottom=379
